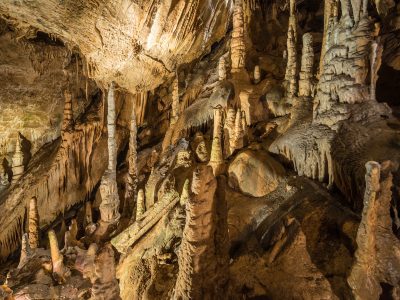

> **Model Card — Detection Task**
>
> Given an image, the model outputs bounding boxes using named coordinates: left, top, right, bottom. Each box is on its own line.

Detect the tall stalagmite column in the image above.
left=99, top=82, right=121, bottom=225
left=28, top=197, right=39, bottom=249
left=11, top=133, right=24, bottom=184
left=284, top=0, right=298, bottom=99
left=299, top=33, right=315, bottom=97
left=124, top=103, right=138, bottom=217
left=370, top=41, right=383, bottom=101
left=231, top=0, right=246, bottom=73
left=173, top=166, right=220, bottom=299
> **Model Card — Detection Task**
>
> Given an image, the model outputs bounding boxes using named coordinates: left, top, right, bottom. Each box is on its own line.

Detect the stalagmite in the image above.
left=213, top=105, right=224, bottom=141
left=99, top=82, right=120, bottom=225
left=173, top=166, right=223, bottom=299
left=61, top=89, right=73, bottom=133
left=370, top=41, right=383, bottom=101
left=136, top=189, right=145, bottom=220
left=48, top=229, right=70, bottom=283
left=298, top=33, right=315, bottom=97
left=28, top=197, right=39, bottom=249
left=232, top=110, right=244, bottom=150
left=192, top=132, right=209, bottom=163
left=254, top=65, right=261, bottom=84
left=180, top=178, right=190, bottom=206
left=224, top=108, right=236, bottom=157
left=171, top=76, right=180, bottom=126
left=348, top=161, right=400, bottom=299
left=218, top=57, right=226, bottom=81
left=231, top=0, right=246, bottom=73
left=11, top=133, right=24, bottom=184
left=284, top=5, right=298, bottom=100
left=17, top=233, right=30, bottom=269
left=124, top=103, right=138, bottom=217
left=209, top=137, right=224, bottom=176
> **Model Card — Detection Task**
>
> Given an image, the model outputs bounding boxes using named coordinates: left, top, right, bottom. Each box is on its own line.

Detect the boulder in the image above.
left=228, top=150, right=285, bottom=197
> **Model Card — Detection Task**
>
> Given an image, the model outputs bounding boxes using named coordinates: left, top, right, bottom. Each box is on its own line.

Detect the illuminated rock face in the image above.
left=2, top=1, right=400, bottom=299
left=0, top=0, right=231, bottom=93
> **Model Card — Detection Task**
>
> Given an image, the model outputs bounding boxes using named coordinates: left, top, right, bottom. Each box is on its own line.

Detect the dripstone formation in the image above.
left=1, top=0, right=400, bottom=299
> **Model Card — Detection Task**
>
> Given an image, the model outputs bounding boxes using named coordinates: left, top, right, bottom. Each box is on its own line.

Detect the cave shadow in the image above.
left=19, top=133, right=32, bottom=168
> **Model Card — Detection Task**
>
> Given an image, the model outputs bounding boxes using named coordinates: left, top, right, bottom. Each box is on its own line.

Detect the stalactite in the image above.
left=48, top=229, right=70, bottom=283
left=224, top=108, right=236, bottom=158
left=11, top=133, right=24, bottom=184
left=99, top=82, right=120, bottom=225
left=298, top=33, right=315, bottom=97
left=231, top=0, right=246, bottom=73
left=124, top=103, right=138, bottom=217
left=213, top=105, right=224, bottom=141
left=28, top=197, right=39, bottom=249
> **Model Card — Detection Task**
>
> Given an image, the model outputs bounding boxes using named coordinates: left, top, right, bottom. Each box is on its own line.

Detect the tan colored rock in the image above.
left=191, top=132, right=209, bottom=163
left=209, top=137, right=225, bottom=176
left=231, top=0, right=246, bottom=73
left=28, top=197, right=39, bottom=249
left=99, top=83, right=120, bottom=225
left=11, top=133, right=24, bottom=184
left=298, top=33, right=315, bottom=97
left=48, top=229, right=70, bottom=283
left=136, top=189, right=145, bottom=220
left=180, top=179, right=190, bottom=206
left=348, top=161, right=400, bottom=299
left=218, top=57, right=227, bottom=81
left=171, top=76, right=180, bottom=126
left=228, top=150, right=285, bottom=197
left=61, top=89, right=73, bottom=134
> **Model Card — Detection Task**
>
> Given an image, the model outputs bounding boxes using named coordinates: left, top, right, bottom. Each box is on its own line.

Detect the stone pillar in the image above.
left=124, top=103, right=138, bottom=216
left=213, top=105, right=224, bottom=141
left=231, top=0, right=246, bottom=73
left=99, top=82, right=120, bottom=225
left=11, top=133, right=24, bottom=184
left=28, top=197, right=39, bottom=249
left=209, top=137, right=224, bottom=176
left=299, top=33, right=315, bottom=97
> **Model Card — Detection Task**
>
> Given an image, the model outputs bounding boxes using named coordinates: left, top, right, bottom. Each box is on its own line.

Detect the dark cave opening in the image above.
left=376, top=63, right=400, bottom=116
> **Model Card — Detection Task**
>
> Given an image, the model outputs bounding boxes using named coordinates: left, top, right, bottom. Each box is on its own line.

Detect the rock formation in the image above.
left=231, top=0, right=246, bottom=73
left=99, top=83, right=120, bottom=225
left=48, top=229, right=70, bottom=283
left=28, top=197, right=39, bottom=249
left=11, top=133, right=24, bottom=184
left=298, top=33, right=315, bottom=97
left=1, top=1, right=400, bottom=299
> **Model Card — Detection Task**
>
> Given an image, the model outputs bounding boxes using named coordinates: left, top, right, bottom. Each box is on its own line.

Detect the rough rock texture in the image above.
left=228, top=150, right=285, bottom=198
left=0, top=0, right=232, bottom=93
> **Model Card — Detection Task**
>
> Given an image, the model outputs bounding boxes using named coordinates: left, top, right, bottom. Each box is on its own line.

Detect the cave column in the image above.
left=299, top=33, right=315, bottom=97
left=11, top=133, right=24, bottom=184
left=231, top=0, right=246, bottom=73
left=28, top=197, right=40, bottom=249
left=99, top=82, right=121, bottom=225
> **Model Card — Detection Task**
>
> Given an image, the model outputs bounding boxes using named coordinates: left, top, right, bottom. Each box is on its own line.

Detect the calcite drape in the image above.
left=231, top=0, right=246, bottom=73
left=99, top=82, right=120, bottom=225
